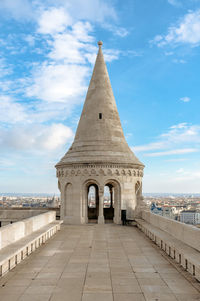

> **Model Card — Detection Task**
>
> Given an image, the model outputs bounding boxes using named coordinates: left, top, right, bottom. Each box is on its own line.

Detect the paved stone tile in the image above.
left=24, top=285, right=55, bottom=295
left=175, top=294, right=200, bottom=301
left=57, top=277, right=85, bottom=288
left=111, top=271, right=136, bottom=278
left=0, top=295, right=22, bottom=301
left=0, top=285, right=27, bottom=295
left=135, top=272, right=161, bottom=279
left=61, top=272, right=86, bottom=279
left=29, top=278, right=59, bottom=286
left=137, top=278, right=168, bottom=286
left=84, top=276, right=112, bottom=292
left=132, top=267, right=157, bottom=273
left=82, top=292, right=113, bottom=301
left=18, top=294, right=51, bottom=301
left=114, top=293, right=146, bottom=301
left=50, top=292, right=82, bottom=301
left=86, top=272, right=110, bottom=278
left=141, top=285, right=173, bottom=294
left=15, top=272, right=39, bottom=279
left=143, top=293, right=177, bottom=301
left=112, top=283, right=141, bottom=294
left=0, top=224, right=199, bottom=301
left=159, top=273, right=185, bottom=279
left=35, top=272, right=62, bottom=279
left=64, top=263, right=87, bottom=273
left=3, top=278, right=32, bottom=286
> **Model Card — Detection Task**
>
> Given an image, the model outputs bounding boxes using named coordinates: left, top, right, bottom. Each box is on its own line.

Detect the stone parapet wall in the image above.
left=141, top=210, right=200, bottom=252
left=0, top=209, right=48, bottom=222
left=0, top=211, right=56, bottom=250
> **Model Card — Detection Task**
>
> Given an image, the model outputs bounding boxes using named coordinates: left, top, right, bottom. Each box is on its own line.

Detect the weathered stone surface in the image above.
left=0, top=224, right=199, bottom=300
left=56, top=42, right=145, bottom=224
left=0, top=211, right=56, bottom=250
left=137, top=212, right=200, bottom=282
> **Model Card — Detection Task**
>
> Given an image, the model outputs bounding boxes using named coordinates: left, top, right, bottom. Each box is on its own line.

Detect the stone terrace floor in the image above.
left=0, top=224, right=200, bottom=301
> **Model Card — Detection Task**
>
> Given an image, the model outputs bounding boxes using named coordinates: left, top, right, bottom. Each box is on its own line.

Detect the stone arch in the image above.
left=58, top=180, right=61, bottom=192
left=82, top=179, right=100, bottom=223
left=65, top=183, right=73, bottom=216
left=104, top=179, right=121, bottom=224
left=135, top=180, right=141, bottom=194
left=135, top=181, right=142, bottom=205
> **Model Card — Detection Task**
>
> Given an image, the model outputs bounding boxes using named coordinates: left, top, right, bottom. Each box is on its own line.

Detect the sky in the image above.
left=0, top=0, right=200, bottom=194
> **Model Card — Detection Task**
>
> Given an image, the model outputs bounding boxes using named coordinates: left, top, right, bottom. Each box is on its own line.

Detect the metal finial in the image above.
left=98, top=41, right=103, bottom=47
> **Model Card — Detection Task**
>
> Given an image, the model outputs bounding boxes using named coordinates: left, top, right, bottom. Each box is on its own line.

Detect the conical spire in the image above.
left=57, top=41, right=143, bottom=167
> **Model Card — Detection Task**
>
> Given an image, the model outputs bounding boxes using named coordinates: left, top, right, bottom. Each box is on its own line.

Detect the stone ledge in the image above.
left=141, top=210, right=200, bottom=252
left=136, top=218, right=200, bottom=282
left=0, top=220, right=62, bottom=277
left=0, top=211, right=57, bottom=250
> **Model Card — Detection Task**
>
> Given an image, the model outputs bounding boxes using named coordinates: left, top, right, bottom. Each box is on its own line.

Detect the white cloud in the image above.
left=0, top=123, right=74, bottom=152
left=25, top=7, right=120, bottom=106
left=162, top=123, right=200, bottom=143
left=0, top=58, right=13, bottom=77
left=173, top=59, right=186, bottom=64
left=26, top=62, right=89, bottom=103
left=0, top=0, right=117, bottom=24
left=48, top=23, right=94, bottom=63
left=165, top=51, right=174, bottom=56
left=0, top=0, right=33, bottom=20
left=0, top=95, right=27, bottom=123
left=23, top=35, right=35, bottom=47
left=168, top=0, right=181, bottom=6
left=133, top=123, right=200, bottom=157
left=153, top=9, right=200, bottom=47
left=143, top=167, right=200, bottom=193
left=37, top=7, right=72, bottom=35
left=180, top=96, right=191, bottom=102
left=52, top=0, right=117, bottom=23
left=145, top=148, right=198, bottom=157
left=173, top=169, right=200, bottom=181
left=102, top=23, right=129, bottom=37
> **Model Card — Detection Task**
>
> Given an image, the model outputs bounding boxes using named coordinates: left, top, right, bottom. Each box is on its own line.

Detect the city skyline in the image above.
left=0, top=0, right=200, bottom=193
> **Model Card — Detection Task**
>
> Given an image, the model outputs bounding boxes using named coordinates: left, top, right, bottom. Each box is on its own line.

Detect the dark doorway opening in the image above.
left=88, top=184, right=99, bottom=221
left=103, top=184, right=114, bottom=221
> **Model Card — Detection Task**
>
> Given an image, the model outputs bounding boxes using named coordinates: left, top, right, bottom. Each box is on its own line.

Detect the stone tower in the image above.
left=56, top=41, right=144, bottom=224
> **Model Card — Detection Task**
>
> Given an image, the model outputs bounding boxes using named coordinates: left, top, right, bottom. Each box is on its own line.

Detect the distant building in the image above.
left=180, top=210, right=200, bottom=225
left=162, top=206, right=176, bottom=219
left=151, top=203, right=176, bottom=220
left=151, top=203, right=163, bottom=216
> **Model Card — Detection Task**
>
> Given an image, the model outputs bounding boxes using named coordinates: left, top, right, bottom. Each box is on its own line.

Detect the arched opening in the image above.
left=87, top=184, right=99, bottom=221
left=135, top=181, right=141, bottom=200
left=103, top=184, right=114, bottom=221
left=65, top=183, right=73, bottom=216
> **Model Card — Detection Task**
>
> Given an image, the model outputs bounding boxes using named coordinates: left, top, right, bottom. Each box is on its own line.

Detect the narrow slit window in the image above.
left=99, top=113, right=102, bottom=119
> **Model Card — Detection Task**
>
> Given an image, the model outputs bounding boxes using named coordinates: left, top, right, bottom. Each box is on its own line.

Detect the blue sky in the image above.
left=0, top=0, right=200, bottom=193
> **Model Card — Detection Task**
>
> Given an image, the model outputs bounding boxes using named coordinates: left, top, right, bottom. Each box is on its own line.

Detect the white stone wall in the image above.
left=0, top=211, right=56, bottom=250
left=141, top=210, right=200, bottom=252
left=57, top=165, right=143, bottom=224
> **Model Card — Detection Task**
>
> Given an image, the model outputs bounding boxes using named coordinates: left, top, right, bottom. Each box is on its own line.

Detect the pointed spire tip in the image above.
left=98, top=41, right=103, bottom=47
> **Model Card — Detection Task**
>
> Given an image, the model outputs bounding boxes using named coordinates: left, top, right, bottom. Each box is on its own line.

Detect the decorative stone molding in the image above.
left=56, top=164, right=144, bottom=178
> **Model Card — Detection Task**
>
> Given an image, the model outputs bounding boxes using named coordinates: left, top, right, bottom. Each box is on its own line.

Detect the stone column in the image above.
left=59, top=182, right=65, bottom=221
left=135, top=181, right=146, bottom=218
left=98, top=187, right=105, bottom=224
